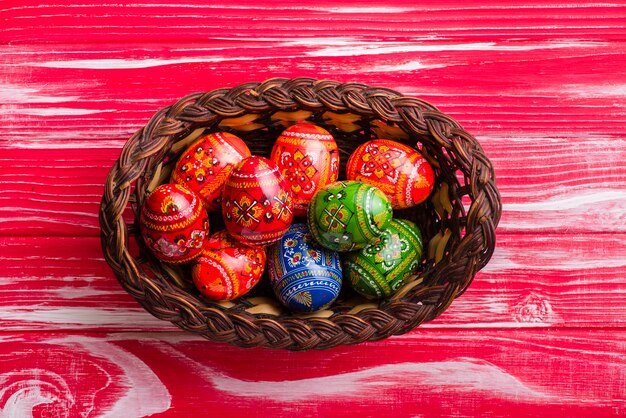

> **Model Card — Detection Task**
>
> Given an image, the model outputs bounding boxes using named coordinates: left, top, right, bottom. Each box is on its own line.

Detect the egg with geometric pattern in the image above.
left=346, top=139, right=435, bottom=209
left=191, top=230, right=266, bottom=301
left=270, top=122, right=339, bottom=217
left=171, top=131, right=251, bottom=212
left=222, top=156, right=294, bottom=246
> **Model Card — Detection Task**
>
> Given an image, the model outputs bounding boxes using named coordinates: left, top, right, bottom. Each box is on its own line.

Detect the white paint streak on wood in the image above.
left=156, top=343, right=554, bottom=402
left=504, top=190, right=626, bottom=212
left=305, top=41, right=607, bottom=57
left=11, top=39, right=609, bottom=70
left=0, top=306, right=165, bottom=328
left=23, top=56, right=271, bottom=69
left=0, top=207, right=99, bottom=219
left=45, top=336, right=171, bottom=417
left=363, top=60, right=448, bottom=72
left=0, top=107, right=116, bottom=116
left=0, top=218, right=100, bottom=231
left=3, top=139, right=128, bottom=148
left=325, top=7, right=415, bottom=13
left=48, top=286, right=115, bottom=299
left=421, top=322, right=554, bottom=329
left=482, top=245, right=626, bottom=274
left=0, top=370, right=75, bottom=418
left=0, top=85, right=79, bottom=104
left=559, top=83, right=626, bottom=98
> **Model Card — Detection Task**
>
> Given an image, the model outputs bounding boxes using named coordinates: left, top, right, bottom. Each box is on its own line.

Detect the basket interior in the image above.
left=132, top=111, right=462, bottom=314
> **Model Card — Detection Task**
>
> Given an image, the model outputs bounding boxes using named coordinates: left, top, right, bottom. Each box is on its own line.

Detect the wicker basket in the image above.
left=99, top=77, right=501, bottom=351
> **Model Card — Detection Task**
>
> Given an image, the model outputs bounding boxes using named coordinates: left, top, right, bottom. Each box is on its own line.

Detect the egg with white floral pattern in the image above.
left=171, top=131, right=251, bottom=212
left=346, top=139, right=434, bottom=209
left=268, top=223, right=342, bottom=313
left=343, top=218, right=424, bottom=299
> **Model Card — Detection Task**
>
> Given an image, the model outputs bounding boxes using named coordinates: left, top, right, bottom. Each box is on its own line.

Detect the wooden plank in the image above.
left=2, top=2, right=625, bottom=143
left=0, top=329, right=624, bottom=416
left=437, top=232, right=626, bottom=327
left=0, top=147, right=119, bottom=237
left=1, top=233, right=625, bottom=331
left=3, top=1, right=626, bottom=44
left=0, top=236, right=170, bottom=331
left=2, top=132, right=626, bottom=236
left=2, top=41, right=625, bottom=141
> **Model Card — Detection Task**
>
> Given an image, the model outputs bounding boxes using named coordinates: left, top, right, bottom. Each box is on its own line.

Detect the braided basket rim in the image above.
left=99, top=77, right=502, bottom=351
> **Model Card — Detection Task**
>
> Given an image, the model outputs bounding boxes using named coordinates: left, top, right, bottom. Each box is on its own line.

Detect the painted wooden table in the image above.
left=1, top=1, right=625, bottom=416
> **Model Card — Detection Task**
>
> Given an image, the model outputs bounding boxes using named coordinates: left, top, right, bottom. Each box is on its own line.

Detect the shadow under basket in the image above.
left=99, top=77, right=502, bottom=351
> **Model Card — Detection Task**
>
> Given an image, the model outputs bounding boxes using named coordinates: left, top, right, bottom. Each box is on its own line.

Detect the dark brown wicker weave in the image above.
left=99, top=77, right=501, bottom=351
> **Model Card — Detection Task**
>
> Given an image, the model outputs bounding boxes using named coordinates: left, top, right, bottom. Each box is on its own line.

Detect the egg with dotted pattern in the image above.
left=270, top=122, right=339, bottom=217
left=222, top=156, right=294, bottom=246
left=171, top=131, right=251, bottom=212
left=139, top=183, right=209, bottom=264
left=191, top=230, right=266, bottom=301
left=346, top=139, right=435, bottom=209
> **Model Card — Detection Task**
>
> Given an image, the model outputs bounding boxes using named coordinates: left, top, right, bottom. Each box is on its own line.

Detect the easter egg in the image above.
left=268, top=223, right=342, bottom=313
left=343, top=219, right=424, bottom=300
left=222, top=156, right=294, bottom=246
left=307, top=180, right=392, bottom=252
left=140, top=183, right=209, bottom=264
left=191, top=230, right=266, bottom=301
left=270, top=123, right=339, bottom=216
left=346, top=139, right=435, bottom=209
left=170, top=131, right=251, bottom=212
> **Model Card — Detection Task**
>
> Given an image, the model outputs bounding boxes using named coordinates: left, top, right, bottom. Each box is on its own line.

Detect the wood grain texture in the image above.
left=1, top=233, right=625, bottom=330
left=1, top=0, right=625, bottom=416
left=2, top=133, right=626, bottom=235
left=1, top=330, right=625, bottom=417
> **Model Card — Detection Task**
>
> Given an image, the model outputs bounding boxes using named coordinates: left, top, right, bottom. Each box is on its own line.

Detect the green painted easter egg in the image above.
left=307, top=181, right=392, bottom=252
left=343, top=218, right=424, bottom=299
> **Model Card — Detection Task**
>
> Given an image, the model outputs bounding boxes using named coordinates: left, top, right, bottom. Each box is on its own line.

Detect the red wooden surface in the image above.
left=2, top=1, right=626, bottom=416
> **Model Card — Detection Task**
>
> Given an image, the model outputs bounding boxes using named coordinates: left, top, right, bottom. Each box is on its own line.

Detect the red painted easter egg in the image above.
left=346, top=139, right=435, bottom=209
left=140, top=183, right=209, bottom=264
left=270, top=122, right=339, bottom=217
left=191, top=230, right=266, bottom=301
left=222, top=156, right=294, bottom=246
left=170, top=132, right=251, bottom=212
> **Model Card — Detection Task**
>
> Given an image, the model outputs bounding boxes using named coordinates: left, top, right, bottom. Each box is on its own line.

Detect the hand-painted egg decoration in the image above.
left=307, top=180, right=392, bottom=252
left=140, top=183, right=209, bottom=264
left=270, top=122, right=339, bottom=217
left=222, top=156, right=294, bottom=246
left=191, top=230, right=266, bottom=301
left=346, top=139, right=435, bottom=209
left=343, top=219, right=424, bottom=300
left=268, top=223, right=342, bottom=313
left=170, top=132, right=251, bottom=212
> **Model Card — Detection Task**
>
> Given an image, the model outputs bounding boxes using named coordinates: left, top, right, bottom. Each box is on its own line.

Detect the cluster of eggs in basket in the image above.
left=139, top=123, right=435, bottom=313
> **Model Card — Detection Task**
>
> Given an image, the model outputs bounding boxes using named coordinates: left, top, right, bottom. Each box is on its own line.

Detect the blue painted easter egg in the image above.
left=268, top=223, right=342, bottom=313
